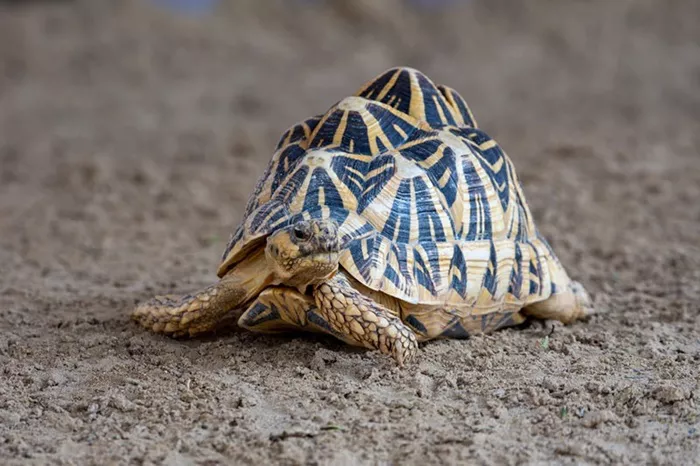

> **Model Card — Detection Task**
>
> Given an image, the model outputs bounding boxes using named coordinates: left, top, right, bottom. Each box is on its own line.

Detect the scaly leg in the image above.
left=313, top=272, right=418, bottom=366
left=132, top=275, right=255, bottom=337
left=132, top=251, right=272, bottom=337
left=524, top=280, right=593, bottom=324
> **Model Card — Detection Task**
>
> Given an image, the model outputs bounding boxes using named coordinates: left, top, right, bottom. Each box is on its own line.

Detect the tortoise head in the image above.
left=265, top=219, right=340, bottom=288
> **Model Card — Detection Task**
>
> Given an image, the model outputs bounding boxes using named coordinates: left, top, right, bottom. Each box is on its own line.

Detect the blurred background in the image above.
left=1, top=1, right=699, bottom=464
left=1, top=0, right=697, bottom=289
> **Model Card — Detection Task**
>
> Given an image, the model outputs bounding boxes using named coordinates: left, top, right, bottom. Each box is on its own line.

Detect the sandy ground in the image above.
left=1, top=0, right=699, bottom=464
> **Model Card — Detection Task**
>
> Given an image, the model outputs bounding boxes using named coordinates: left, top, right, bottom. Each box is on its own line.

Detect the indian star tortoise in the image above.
left=132, top=67, right=593, bottom=365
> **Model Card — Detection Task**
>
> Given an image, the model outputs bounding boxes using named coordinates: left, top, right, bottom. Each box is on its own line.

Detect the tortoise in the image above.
left=132, top=67, right=593, bottom=365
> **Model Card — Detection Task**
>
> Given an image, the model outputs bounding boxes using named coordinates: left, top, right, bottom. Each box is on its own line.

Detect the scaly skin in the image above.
left=131, top=250, right=272, bottom=336
left=238, top=282, right=418, bottom=366
left=313, top=272, right=418, bottom=366
left=524, top=280, right=593, bottom=324
left=132, top=278, right=247, bottom=337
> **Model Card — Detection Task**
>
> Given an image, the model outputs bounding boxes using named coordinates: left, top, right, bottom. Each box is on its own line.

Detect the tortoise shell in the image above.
left=219, top=67, right=563, bottom=311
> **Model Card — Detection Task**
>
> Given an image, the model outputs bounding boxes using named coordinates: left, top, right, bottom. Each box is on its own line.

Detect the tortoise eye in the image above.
left=293, top=226, right=310, bottom=241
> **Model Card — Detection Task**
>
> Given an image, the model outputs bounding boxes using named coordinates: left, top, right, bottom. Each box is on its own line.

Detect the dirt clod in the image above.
left=653, top=385, right=690, bottom=405
left=583, top=410, right=618, bottom=429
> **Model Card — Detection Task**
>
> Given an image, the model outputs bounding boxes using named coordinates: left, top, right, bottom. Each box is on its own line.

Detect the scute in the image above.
left=219, top=68, right=562, bottom=311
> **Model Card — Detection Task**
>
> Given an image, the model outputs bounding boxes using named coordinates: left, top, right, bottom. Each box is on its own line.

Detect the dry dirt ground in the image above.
left=1, top=1, right=699, bottom=464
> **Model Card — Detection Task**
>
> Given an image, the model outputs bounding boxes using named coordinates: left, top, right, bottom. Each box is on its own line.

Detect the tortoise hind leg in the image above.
left=524, top=280, right=593, bottom=324
left=313, top=272, right=418, bottom=366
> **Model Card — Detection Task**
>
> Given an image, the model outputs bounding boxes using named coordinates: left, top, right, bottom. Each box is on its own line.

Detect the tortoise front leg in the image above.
left=132, top=251, right=272, bottom=337
left=132, top=274, right=251, bottom=337
left=313, top=272, right=418, bottom=366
